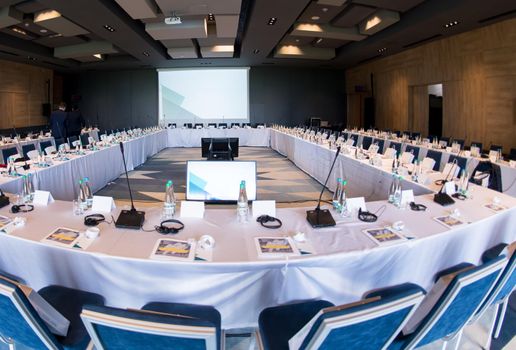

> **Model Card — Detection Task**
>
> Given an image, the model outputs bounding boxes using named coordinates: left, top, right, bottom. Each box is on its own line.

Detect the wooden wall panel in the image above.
left=0, top=59, right=53, bottom=129
left=346, top=17, right=516, bottom=151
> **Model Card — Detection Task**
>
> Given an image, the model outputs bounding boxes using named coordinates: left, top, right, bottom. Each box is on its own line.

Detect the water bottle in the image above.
left=388, top=174, right=397, bottom=203
left=412, top=160, right=420, bottom=182
left=393, top=176, right=402, bottom=207
left=22, top=175, right=31, bottom=203
left=83, top=177, right=93, bottom=208
left=332, top=178, right=342, bottom=210
left=163, top=180, right=176, bottom=219
left=78, top=179, right=87, bottom=209
left=237, top=180, right=249, bottom=223
left=339, top=180, right=349, bottom=216
left=27, top=173, right=35, bottom=202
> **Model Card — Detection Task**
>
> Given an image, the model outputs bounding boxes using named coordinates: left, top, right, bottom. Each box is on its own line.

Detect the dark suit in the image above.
left=50, top=110, right=68, bottom=139
left=66, top=111, right=85, bottom=138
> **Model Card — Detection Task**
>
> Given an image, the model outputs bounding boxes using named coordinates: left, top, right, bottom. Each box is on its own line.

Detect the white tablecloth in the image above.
left=167, top=128, right=270, bottom=147
left=0, top=137, right=55, bottom=164
left=0, top=129, right=514, bottom=330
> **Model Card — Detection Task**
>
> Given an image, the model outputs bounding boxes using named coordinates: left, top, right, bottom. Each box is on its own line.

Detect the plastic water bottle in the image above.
left=388, top=174, right=397, bottom=203
left=339, top=180, right=349, bottom=216
left=27, top=173, right=35, bottom=202
left=83, top=177, right=93, bottom=208
left=237, top=180, right=249, bottom=223
left=78, top=179, right=87, bottom=209
left=393, top=176, right=402, bottom=207
left=163, top=180, right=176, bottom=219
left=22, top=175, right=31, bottom=203
left=332, top=177, right=342, bottom=210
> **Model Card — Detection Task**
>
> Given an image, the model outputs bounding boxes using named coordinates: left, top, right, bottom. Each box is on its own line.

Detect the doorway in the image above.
left=428, top=84, right=443, bottom=139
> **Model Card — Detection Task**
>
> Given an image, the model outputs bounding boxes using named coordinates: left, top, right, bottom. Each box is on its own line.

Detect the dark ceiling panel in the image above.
left=297, top=1, right=346, bottom=24
left=35, top=34, right=86, bottom=47
left=0, top=0, right=21, bottom=8
left=352, top=0, right=425, bottom=12
left=15, top=0, right=48, bottom=14
left=313, top=37, right=350, bottom=48
left=332, top=4, right=376, bottom=27
left=1, top=26, right=36, bottom=40
left=281, top=35, right=313, bottom=46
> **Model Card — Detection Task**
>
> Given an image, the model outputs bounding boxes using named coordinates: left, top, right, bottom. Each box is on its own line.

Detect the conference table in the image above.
left=0, top=136, right=55, bottom=164
left=0, top=127, right=514, bottom=330
left=167, top=127, right=270, bottom=147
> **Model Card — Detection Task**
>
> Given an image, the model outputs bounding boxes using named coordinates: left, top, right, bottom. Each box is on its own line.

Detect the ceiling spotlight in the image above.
left=316, top=38, right=323, bottom=44
left=40, top=29, right=47, bottom=33
left=311, top=16, right=320, bottom=20
left=142, top=51, right=150, bottom=57
left=12, top=27, right=27, bottom=35
left=103, top=24, right=115, bottom=32
left=295, top=39, right=300, bottom=42
left=27, top=56, right=36, bottom=61
left=24, top=22, right=29, bottom=27
left=444, top=20, right=459, bottom=28
left=93, top=53, right=102, bottom=59
left=267, top=17, right=277, bottom=25
left=378, top=47, right=387, bottom=53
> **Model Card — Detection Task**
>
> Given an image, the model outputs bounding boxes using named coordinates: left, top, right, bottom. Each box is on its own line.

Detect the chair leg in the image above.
left=441, top=339, right=448, bottom=350
left=451, top=329, right=463, bottom=350
left=0, top=334, right=14, bottom=350
left=493, top=298, right=508, bottom=339
left=483, top=303, right=500, bottom=350
left=255, top=329, right=265, bottom=350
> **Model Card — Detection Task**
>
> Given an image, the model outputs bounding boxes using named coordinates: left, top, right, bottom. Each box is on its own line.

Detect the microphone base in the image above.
left=433, top=192, right=455, bottom=206
left=306, top=209, right=336, bottom=228
left=115, top=209, right=145, bottom=229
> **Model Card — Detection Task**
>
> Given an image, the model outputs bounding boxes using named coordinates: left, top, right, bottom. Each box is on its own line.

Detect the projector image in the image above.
left=165, top=16, right=182, bottom=25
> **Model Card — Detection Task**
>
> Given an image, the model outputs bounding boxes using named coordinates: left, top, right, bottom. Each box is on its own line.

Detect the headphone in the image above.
left=409, top=202, right=427, bottom=211
left=11, top=204, right=34, bottom=213
left=358, top=207, right=378, bottom=223
left=256, top=215, right=282, bottom=229
left=84, top=214, right=106, bottom=226
left=155, top=219, right=185, bottom=234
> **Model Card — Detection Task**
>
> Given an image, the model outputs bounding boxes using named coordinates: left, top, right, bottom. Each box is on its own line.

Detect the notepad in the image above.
left=363, top=227, right=406, bottom=246
left=255, top=237, right=300, bottom=258
left=433, top=215, right=465, bottom=229
left=42, top=227, right=80, bottom=248
left=150, top=238, right=196, bottom=261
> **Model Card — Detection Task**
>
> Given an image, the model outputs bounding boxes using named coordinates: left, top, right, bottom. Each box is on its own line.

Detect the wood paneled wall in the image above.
left=0, top=59, right=53, bottom=129
left=346, top=18, right=516, bottom=151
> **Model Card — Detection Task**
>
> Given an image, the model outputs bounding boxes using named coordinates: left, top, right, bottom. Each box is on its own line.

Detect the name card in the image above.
left=417, top=173, right=430, bottom=185
left=444, top=181, right=456, bottom=195
left=33, top=190, right=54, bottom=206
left=91, top=196, right=116, bottom=213
left=400, top=190, right=415, bottom=206
left=180, top=201, right=205, bottom=218
left=252, top=200, right=276, bottom=218
left=346, top=197, right=366, bottom=213
left=510, top=160, right=516, bottom=168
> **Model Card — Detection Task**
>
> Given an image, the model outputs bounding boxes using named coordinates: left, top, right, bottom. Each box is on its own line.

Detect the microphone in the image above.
left=306, top=146, right=341, bottom=228
left=434, top=158, right=457, bottom=185
left=433, top=159, right=457, bottom=206
left=115, top=141, right=145, bottom=229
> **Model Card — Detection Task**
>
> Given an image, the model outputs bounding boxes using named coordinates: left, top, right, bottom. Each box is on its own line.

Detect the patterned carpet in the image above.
left=96, top=147, right=332, bottom=206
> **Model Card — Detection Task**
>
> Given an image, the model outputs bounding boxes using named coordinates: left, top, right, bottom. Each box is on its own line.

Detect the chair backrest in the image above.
left=184, top=123, right=193, bottom=129
left=448, top=155, right=467, bottom=173
left=22, top=143, right=36, bottom=158
left=39, top=141, right=52, bottom=153
left=384, top=148, right=396, bottom=159
left=218, top=123, right=227, bottom=128
left=2, top=147, right=19, bottom=163
left=390, top=142, right=402, bottom=154
left=81, top=305, right=219, bottom=350
left=27, top=150, right=39, bottom=160
left=45, top=146, right=56, bottom=155
left=510, top=148, right=516, bottom=161
left=361, top=136, right=373, bottom=150
left=194, top=123, right=204, bottom=129
left=404, top=145, right=420, bottom=161
left=425, top=150, right=442, bottom=171
left=298, top=286, right=424, bottom=350
left=374, top=139, right=385, bottom=153
left=67, top=136, right=78, bottom=147
left=0, top=276, right=61, bottom=349
left=490, top=145, right=503, bottom=152
left=470, top=141, right=483, bottom=152
left=231, top=123, right=240, bottom=128
left=454, top=139, right=465, bottom=149
left=403, top=256, right=507, bottom=349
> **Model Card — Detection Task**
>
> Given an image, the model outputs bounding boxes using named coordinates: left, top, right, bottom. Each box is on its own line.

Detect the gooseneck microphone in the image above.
left=306, top=146, right=341, bottom=228
left=433, top=159, right=457, bottom=206
left=115, top=141, right=145, bottom=229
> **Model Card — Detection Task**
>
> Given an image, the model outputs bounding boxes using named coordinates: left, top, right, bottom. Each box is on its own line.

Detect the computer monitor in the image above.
left=186, top=160, right=257, bottom=202
left=201, top=138, right=239, bottom=158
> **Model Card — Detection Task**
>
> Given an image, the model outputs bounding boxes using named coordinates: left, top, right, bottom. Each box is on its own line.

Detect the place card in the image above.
left=33, top=190, right=54, bottom=206
left=346, top=197, right=366, bottom=213
left=484, top=203, right=507, bottom=212
left=180, top=201, right=205, bottom=218
left=400, top=190, right=415, bottom=206
left=444, top=181, right=456, bottom=195
left=92, top=196, right=116, bottom=213
left=252, top=200, right=276, bottom=218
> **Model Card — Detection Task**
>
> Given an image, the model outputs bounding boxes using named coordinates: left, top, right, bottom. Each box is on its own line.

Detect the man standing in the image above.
left=66, top=105, right=85, bottom=138
left=50, top=102, right=67, bottom=139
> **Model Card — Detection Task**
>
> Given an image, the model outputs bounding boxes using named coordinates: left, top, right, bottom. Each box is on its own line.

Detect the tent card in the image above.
left=91, top=195, right=116, bottom=213
left=252, top=200, right=276, bottom=218
left=363, top=227, right=406, bottom=246
left=434, top=215, right=465, bottom=229
left=346, top=197, right=366, bottom=214
left=150, top=238, right=196, bottom=261
left=400, top=190, right=414, bottom=206
left=180, top=201, right=205, bottom=218
left=255, top=237, right=300, bottom=258
left=444, top=181, right=456, bottom=195
left=42, top=227, right=80, bottom=248
left=484, top=203, right=507, bottom=212
left=33, top=190, right=54, bottom=206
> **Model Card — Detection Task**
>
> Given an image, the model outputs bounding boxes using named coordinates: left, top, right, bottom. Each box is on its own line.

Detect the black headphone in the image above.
left=409, top=202, right=427, bottom=211
left=84, top=214, right=106, bottom=226
left=11, top=204, right=34, bottom=213
left=256, top=215, right=282, bottom=229
left=155, top=219, right=185, bottom=234
left=358, top=208, right=378, bottom=222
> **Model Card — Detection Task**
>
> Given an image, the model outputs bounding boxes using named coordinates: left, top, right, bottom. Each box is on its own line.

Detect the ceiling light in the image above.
left=208, top=13, right=215, bottom=21
left=142, top=51, right=150, bottom=57
left=24, top=22, right=29, bottom=27
left=365, top=16, right=382, bottom=30
left=93, top=53, right=102, bottom=59
left=34, top=10, right=61, bottom=23
left=444, top=20, right=459, bottom=28
left=103, top=24, right=115, bottom=32
left=316, top=38, right=323, bottom=44
left=378, top=47, right=387, bottom=53
left=267, top=17, right=277, bottom=25
left=40, top=29, right=47, bottom=33
left=322, top=8, right=328, bottom=12
left=253, top=49, right=260, bottom=54
left=311, top=16, right=320, bottom=20
left=12, top=27, right=27, bottom=35
left=49, top=33, right=62, bottom=38
left=295, top=39, right=300, bottom=42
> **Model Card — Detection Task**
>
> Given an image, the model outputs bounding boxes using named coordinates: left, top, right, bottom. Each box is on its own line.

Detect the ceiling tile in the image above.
left=292, top=23, right=367, bottom=41
left=114, top=0, right=158, bottom=19
left=168, top=47, right=198, bottom=59
left=298, top=1, right=346, bottom=24
left=0, top=5, right=22, bottom=29
left=155, top=0, right=242, bottom=16
left=215, top=14, right=239, bottom=38
left=35, top=35, right=86, bottom=48
left=332, top=4, right=376, bottom=27
left=274, top=45, right=335, bottom=59
left=34, top=10, right=89, bottom=36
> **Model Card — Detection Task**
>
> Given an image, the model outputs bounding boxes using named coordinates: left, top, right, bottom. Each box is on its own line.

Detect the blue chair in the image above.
left=231, top=123, right=240, bottom=128
left=387, top=256, right=507, bottom=350
left=39, top=140, right=52, bottom=153
left=404, top=145, right=420, bottom=162
left=218, top=123, right=228, bottom=129
left=242, top=123, right=251, bottom=127
left=448, top=155, right=467, bottom=173
left=194, top=123, right=204, bottom=129
left=470, top=141, right=483, bottom=152
left=184, top=123, right=193, bottom=129
left=469, top=243, right=515, bottom=348
left=258, top=284, right=424, bottom=350
left=348, top=134, right=358, bottom=145
left=22, top=143, right=36, bottom=159
left=0, top=272, right=104, bottom=349
left=490, top=145, right=503, bottom=152
left=411, top=132, right=421, bottom=140
left=374, top=139, right=385, bottom=154
left=67, top=135, right=78, bottom=147
left=425, top=150, right=442, bottom=171
left=390, top=142, right=402, bottom=154
left=440, top=136, right=451, bottom=146
left=362, top=136, right=373, bottom=150
left=54, top=138, right=66, bottom=149
left=393, top=130, right=401, bottom=137
left=453, top=139, right=465, bottom=150
left=342, top=132, right=349, bottom=140
left=81, top=302, right=222, bottom=350
left=509, top=148, right=516, bottom=161
left=1, top=147, right=19, bottom=163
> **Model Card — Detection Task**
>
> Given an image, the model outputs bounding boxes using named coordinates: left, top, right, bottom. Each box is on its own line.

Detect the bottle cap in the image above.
left=84, top=177, right=89, bottom=181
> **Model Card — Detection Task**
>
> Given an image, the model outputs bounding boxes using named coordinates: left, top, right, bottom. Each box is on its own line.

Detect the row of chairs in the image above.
left=174, top=122, right=264, bottom=129
left=0, top=243, right=513, bottom=349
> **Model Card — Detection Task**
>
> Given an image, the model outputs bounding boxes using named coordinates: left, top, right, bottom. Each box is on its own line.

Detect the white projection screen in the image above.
left=158, top=68, right=250, bottom=125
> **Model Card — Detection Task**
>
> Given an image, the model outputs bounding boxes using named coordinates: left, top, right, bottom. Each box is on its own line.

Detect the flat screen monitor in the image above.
left=186, top=161, right=256, bottom=202
left=201, top=138, right=239, bottom=158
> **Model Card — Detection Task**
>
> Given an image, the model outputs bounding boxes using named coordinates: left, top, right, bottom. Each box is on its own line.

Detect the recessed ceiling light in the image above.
left=12, top=27, right=27, bottom=35
left=27, top=56, right=36, bottom=61
left=295, top=39, right=300, bottom=42
left=93, top=53, right=102, bottom=59
left=103, top=24, right=115, bottom=32
left=267, top=17, right=277, bottom=25
left=24, top=22, right=29, bottom=27
left=444, top=20, right=459, bottom=28
left=378, top=47, right=387, bottom=53
left=311, top=16, right=320, bottom=20
left=316, top=38, right=323, bottom=44
left=40, top=29, right=47, bottom=33
left=322, top=8, right=328, bottom=12
left=208, top=13, right=215, bottom=21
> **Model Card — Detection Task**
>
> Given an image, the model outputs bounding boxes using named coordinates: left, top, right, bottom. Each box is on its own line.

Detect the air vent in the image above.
left=0, top=49, right=18, bottom=57
left=356, top=54, right=382, bottom=65
left=478, top=9, right=516, bottom=24
left=403, top=34, right=442, bottom=49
